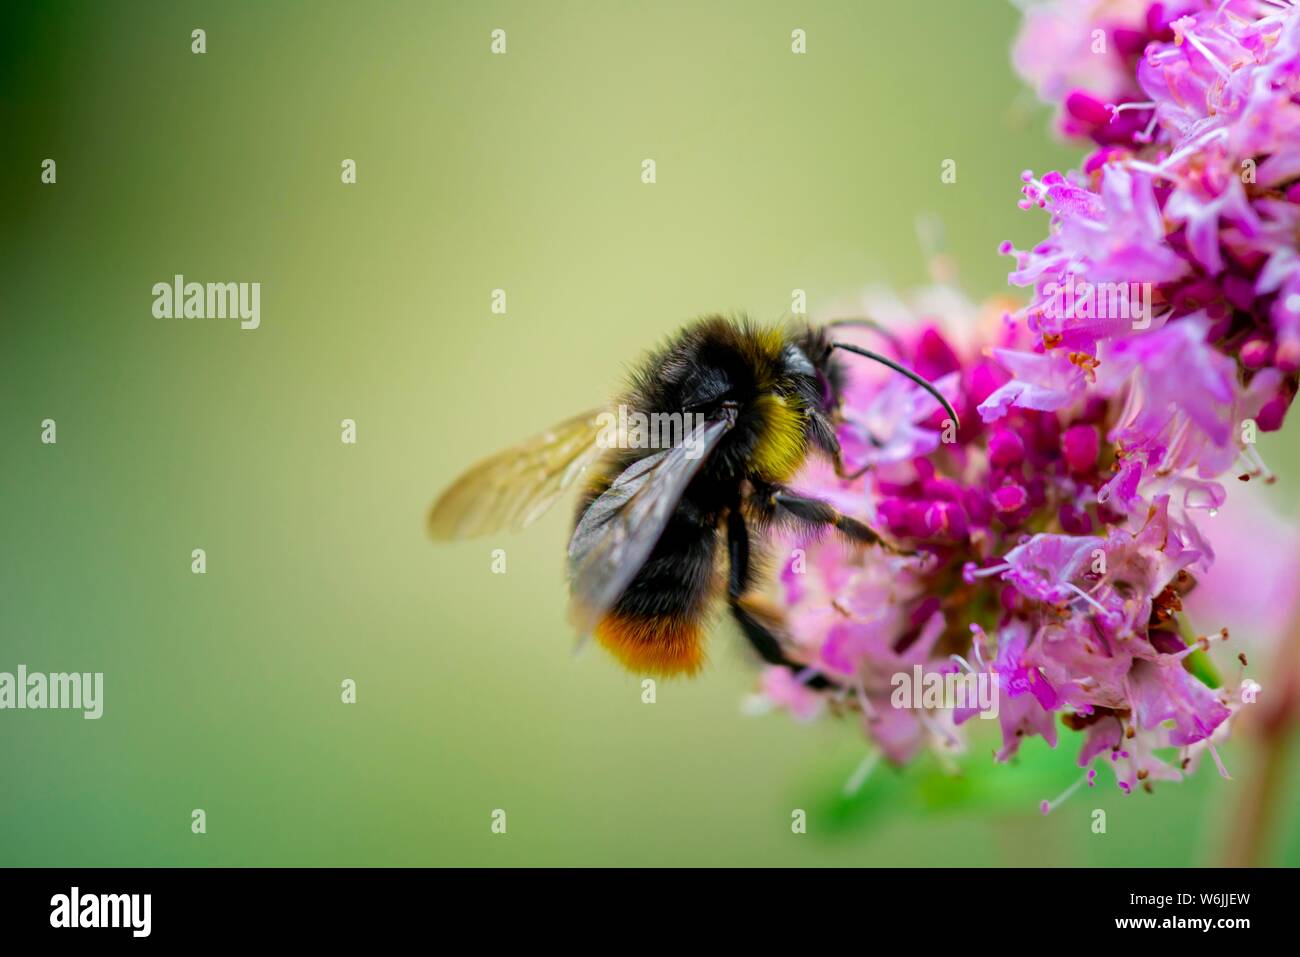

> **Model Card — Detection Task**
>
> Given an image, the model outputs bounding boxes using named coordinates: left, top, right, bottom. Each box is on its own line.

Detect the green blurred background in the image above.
left=3, top=0, right=1297, bottom=866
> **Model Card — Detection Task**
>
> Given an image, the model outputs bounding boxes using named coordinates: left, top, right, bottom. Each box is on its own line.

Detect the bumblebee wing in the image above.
left=428, top=409, right=608, bottom=540
left=566, top=416, right=732, bottom=633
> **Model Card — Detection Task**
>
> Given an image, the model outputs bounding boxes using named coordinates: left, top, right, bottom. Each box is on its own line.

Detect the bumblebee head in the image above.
left=787, top=324, right=844, bottom=414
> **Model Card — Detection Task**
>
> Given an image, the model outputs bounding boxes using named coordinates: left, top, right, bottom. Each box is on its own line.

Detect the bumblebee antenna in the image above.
left=826, top=317, right=905, bottom=352
left=831, top=341, right=961, bottom=431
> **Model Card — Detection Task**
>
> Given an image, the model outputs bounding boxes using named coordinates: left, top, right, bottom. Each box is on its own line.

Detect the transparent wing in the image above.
left=427, top=409, right=607, bottom=540
left=567, top=416, right=732, bottom=633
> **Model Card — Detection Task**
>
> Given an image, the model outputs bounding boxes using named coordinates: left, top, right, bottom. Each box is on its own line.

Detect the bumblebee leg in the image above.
left=771, top=489, right=903, bottom=552
left=804, top=409, right=871, bottom=481
left=725, top=508, right=835, bottom=690
left=726, top=504, right=754, bottom=599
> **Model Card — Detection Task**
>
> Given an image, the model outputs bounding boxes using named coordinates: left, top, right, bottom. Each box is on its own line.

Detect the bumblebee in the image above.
left=428, top=316, right=956, bottom=679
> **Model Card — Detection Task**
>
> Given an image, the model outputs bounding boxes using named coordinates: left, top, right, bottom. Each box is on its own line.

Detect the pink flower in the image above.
left=753, top=1, right=1295, bottom=812
left=1012, top=0, right=1171, bottom=142
left=758, top=286, right=1255, bottom=807
left=1004, top=2, right=1300, bottom=451
left=978, top=348, right=1089, bottom=420
left=1128, top=657, right=1231, bottom=746
left=992, top=533, right=1105, bottom=604
left=752, top=666, right=825, bottom=722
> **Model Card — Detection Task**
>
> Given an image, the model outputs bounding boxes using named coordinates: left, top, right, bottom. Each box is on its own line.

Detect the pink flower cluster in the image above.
left=763, top=296, right=1242, bottom=802
left=755, top=0, right=1300, bottom=808
left=1007, top=0, right=1300, bottom=416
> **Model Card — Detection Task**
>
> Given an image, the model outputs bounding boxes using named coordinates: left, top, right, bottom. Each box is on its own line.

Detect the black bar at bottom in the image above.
left=0, top=867, right=1283, bottom=941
